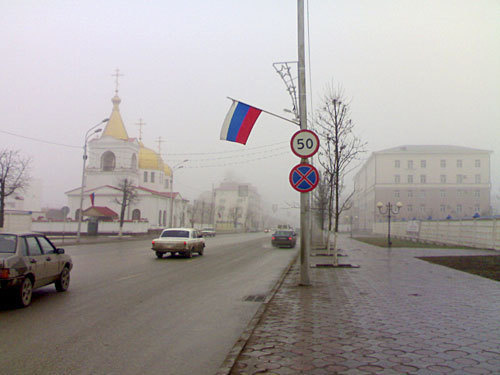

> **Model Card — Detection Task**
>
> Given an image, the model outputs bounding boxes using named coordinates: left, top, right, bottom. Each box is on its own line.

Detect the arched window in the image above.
left=131, top=154, right=137, bottom=169
left=163, top=210, right=167, bottom=226
left=132, top=209, right=141, bottom=220
left=101, top=151, right=116, bottom=171
left=158, top=210, right=162, bottom=225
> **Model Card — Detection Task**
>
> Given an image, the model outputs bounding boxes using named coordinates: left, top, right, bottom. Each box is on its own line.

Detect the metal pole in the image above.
left=76, top=119, right=108, bottom=243
left=169, top=170, right=174, bottom=228
left=298, top=0, right=310, bottom=286
left=76, top=142, right=87, bottom=242
left=387, top=203, right=392, bottom=247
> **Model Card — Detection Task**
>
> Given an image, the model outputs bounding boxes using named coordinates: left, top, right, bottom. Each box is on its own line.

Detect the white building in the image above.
left=353, top=145, right=492, bottom=232
left=66, top=91, right=188, bottom=229
left=214, top=181, right=262, bottom=232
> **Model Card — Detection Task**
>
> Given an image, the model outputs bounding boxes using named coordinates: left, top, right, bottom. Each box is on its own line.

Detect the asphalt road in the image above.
left=0, top=232, right=297, bottom=375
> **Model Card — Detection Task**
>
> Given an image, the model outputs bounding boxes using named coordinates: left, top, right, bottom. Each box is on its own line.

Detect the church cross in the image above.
left=136, top=118, right=146, bottom=141
left=156, top=136, right=165, bottom=155
left=111, top=68, right=124, bottom=94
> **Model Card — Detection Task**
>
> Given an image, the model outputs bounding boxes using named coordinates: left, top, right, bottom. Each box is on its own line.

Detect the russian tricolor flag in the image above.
left=220, top=100, right=262, bottom=145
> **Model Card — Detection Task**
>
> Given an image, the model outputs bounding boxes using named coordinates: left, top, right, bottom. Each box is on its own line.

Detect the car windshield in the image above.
left=161, top=230, right=189, bottom=238
left=0, top=234, right=17, bottom=253
left=275, top=231, right=293, bottom=236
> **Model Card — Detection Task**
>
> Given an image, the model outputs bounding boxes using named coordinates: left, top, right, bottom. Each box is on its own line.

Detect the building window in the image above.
left=457, top=159, right=462, bottom=168
left=151, top=172, right=155, bottom=183
left=394, top=190, right=400, bottom=198
left=440, top=175, right=447, bottom=183
left=440, top=160, right=446, bottom=168
left=420, top=190, right=426, bottom=198
left=457, top=175, right=463, bottom=184
left=132, top=209, right=141, bottom=220
left=408, top=190, right=413, bottom=198
left=420, top=175, right=426, bottom=184
left=407, top=175, right=413, bottom=184
left=163, top=210, right=167, bottom=226
left=395, top=160, right=400, bottom=168
left=457, top=190, right=463, bottom=197
left=101, top=151, right=116, bottom=171
left=131, top=154, right=137, bottom=169
left=440, top=190, right=446, bottom=198
left=394, top=175, right=400, bottom=183
left=407, top=160, right=414, bottom=169
left=158, top=210, right=162, bottom=225
left=420, top=205, right=426, bottom=213
left=420, top=160, right=426, bottom=168
left=474, top=204, right=480, bottom=213
left=456, top=204, right=462, bottom=214
left=474, top=190, right=480, bottom=198
left=144, top=171, right=148, bottom=182
left=407, top=205, right=413, bottom=212
left=475, top=174, right=481, bottom=183
left=440, top=205, right=446, bottom=213
left=475, top=159, right=481, bottom=168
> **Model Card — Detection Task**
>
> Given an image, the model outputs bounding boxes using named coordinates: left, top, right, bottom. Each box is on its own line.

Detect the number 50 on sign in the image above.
left=290, top=129, right=319, bottom=158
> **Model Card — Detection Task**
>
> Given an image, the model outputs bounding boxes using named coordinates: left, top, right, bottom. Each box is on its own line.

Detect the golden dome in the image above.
left=138, top=142, right=171, bottom=174
left=102, top=95, right=129, bottom=141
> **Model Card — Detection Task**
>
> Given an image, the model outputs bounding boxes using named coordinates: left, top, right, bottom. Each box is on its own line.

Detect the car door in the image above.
left=36, top=236, right=60, bottom=282
left=24, top=236, right=48, bottom=288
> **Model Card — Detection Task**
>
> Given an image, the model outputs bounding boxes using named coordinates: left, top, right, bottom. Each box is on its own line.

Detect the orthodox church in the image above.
left=66, top=87, right=188, bottom=230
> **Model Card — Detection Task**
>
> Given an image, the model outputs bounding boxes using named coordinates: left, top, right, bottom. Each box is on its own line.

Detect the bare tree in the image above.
left=0, top=149, right=32, bottom=228
left=312, top=171, right=329, bottom=232
left=114, top=178, right=138, bottom=237
left=315, top=86, right=366, bottom=265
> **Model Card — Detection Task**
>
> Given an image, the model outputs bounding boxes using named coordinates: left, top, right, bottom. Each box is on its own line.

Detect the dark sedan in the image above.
left=271, top=230, right=297, bottom=248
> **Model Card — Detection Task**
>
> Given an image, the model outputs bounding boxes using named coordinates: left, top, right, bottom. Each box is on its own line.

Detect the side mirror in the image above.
left=55, top=248, right=65, bottom=254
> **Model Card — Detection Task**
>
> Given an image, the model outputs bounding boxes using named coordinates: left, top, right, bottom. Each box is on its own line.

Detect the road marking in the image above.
left=116, top=273, right=143, bottom=282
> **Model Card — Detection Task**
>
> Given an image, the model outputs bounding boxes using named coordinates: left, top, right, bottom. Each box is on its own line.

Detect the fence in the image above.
left=373, top=218, right=500, bottom=251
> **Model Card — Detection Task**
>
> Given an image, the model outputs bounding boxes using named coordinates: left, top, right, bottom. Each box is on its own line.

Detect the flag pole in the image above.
left=227, top=97, right=299, bottom=126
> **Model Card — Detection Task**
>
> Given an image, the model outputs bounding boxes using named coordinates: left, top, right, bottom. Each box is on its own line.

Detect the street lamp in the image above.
left=76, top=118, right=109, bottom=242
left=169, top=159, right=188, bottom=228
left=376, top=201, right=403, bottom=247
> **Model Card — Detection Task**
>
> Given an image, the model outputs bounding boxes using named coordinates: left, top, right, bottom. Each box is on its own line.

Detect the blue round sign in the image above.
left=289, top=163, right=319, bottom=193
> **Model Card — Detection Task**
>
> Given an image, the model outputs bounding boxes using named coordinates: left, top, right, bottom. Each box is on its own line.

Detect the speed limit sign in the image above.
left=290, top=129, right=320, bottom=158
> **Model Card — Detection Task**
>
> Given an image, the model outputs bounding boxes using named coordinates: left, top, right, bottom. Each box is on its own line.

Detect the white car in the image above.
left=152, top=228, right=205, bottom=258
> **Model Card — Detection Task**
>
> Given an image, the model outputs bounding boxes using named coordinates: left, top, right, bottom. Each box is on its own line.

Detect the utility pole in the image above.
left=297, top=0, right=311, bottom=286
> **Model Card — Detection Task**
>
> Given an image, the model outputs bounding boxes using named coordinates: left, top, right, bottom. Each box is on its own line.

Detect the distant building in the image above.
left=352, top=145, right=492, bottom=232
left=66, top=88, right=188, bottom=229
left=214, top=181, right=262, bottom=232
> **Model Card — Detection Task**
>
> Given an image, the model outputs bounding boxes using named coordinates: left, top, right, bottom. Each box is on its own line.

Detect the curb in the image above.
left=216, top=251, right=300, bottom=375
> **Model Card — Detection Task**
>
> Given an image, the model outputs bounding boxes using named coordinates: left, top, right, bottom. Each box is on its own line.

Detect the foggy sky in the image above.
left=1, top=0, right=499, bottom=217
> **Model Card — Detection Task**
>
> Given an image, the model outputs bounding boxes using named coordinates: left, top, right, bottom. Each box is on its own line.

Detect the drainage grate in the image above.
left=244, top=294, right=266, bottom=302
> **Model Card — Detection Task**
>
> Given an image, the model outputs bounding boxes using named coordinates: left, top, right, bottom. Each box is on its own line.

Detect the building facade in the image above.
left=214, top=181, right=262, bottom=232
left=66, top=91, right=188, bottom=229
left=352, top=145, right=491, bottom=232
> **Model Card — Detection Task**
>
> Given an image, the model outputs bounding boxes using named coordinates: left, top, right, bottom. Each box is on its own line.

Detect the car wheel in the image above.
left=55, top=266, right=70, bottom=292
left=185, top=249, right=192, bottom=258
left=17, top=277, right=33, bottom=307
left=198, top=247, right=204, bottom=256
left=156, top=251, right=163, bottom=259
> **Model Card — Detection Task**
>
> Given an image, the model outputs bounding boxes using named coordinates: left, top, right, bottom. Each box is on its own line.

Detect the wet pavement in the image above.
left=220, top=235, right=500, bottom=374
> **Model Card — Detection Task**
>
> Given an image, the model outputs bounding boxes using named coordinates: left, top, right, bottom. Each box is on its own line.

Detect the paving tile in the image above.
left=226, top=235, right=500, bottom=375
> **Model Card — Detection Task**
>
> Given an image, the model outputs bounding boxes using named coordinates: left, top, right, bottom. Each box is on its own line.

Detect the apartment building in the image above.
left=352, top=145, right=491, bottom=232
left=214, top=181, right=262, bottom=232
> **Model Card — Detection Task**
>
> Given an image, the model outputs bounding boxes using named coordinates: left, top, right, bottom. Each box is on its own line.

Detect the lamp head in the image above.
left=376, top=202, right=383, bottom=209
left=396, top=201, right=403, bottom=208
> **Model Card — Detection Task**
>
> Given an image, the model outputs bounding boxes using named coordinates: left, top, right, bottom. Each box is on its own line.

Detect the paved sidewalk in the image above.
left=224, top=235, right=500, bottom=374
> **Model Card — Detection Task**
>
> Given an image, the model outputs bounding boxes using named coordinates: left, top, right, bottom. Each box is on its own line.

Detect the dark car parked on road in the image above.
left=0, top=233, right=72, bottom=307
left=271, top=230, right=297, bottom=248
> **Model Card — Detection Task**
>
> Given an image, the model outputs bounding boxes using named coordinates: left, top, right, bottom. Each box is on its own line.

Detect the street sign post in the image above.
left=289, top=163, right=319, bottom=193
left=290, top=129, right=319, bottom=158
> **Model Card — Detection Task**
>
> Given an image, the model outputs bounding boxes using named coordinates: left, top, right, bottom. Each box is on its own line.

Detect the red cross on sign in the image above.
left=289, top=163, right=319, bottom=193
